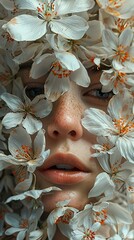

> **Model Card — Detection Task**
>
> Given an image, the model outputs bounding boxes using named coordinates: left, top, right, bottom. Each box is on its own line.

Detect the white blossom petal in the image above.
left=119, top=29, right=133, bottom=47
left=3, top=15, right=47, bottom=41
left=32, top=99, right=52, bottom=118
left=82, top=108, right=114, bottom=136
left=45, top=73, right=70, bottom=101
left=55, top=51, right=80, bottom=71
left=1, top=93, right=24, bottom=111
left=117, top=134, right=134, bottom=163
left=102, top=29, right=118, bottom=50
left=30, top=54, right=54, bottom=79
left=88, top=172, right=115, bottom=199
left=8, top=126, right=32, bottom=158
left=2, top=112, right=24, bottom=129
left=57, top=0, right=95, bottom=15
left=71, top=61, right=90, bottom=87
left=15, top=0, right=38, bottom=10
left=50, top=15, right=88, bottom=40
left=22, top=114, right=42, bottom=134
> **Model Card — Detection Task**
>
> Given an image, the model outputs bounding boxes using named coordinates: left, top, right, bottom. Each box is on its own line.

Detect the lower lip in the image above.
left=38, top=169, right=89, bottom=185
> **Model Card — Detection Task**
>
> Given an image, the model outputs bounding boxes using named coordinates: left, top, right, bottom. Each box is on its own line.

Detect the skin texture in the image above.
left=21, top=66, right=112, bottom=239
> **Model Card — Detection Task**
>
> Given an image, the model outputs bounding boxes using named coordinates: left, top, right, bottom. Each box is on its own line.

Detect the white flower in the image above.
left=96, top=148, right=133, bottom=190
left=69, top=202, right=132, bottom=239
left=88, top=172, right=115, bottom=200
left=13, top=168, right=33, bottom=193
left=46, top=19, right=104, bottom=62
left=47, top=200, right=78, bottom=240
left=82, top=91, right=134, bottom=163
left=30, top=51, right=90, bottom=101
left=91, top=136, right=116, bottom=158
left=93, top=202, right=133, bottom=226
left=1, top=92, right=52, bottom=134
left=70, top=212, right=102, bottom=240
left=13, top=39, right=49, bottom=65
left=5, top=206, right=43, bottom=240
left=2, top=0, right=94, bottom=41
left=100, top=68, right=134, bottom=94
left=80, top=44, right=108, bottom=68
left=109, top=224, right=134, bottom=240
left=102, top=29, right=134, bottom=71
left=0, top=126, right=50, bottom=173
left=96, top=0, right=134, bottom=19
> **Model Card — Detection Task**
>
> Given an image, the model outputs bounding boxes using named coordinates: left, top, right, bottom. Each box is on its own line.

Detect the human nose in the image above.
left=46, top=91, right=83, bottom=140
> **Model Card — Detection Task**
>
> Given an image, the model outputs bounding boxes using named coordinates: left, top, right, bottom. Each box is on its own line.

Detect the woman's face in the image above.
left=21, top=66, right=111, bottom=212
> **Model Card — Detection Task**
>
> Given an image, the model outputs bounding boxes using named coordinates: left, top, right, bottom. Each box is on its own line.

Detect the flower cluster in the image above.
left=0, top=0, right=134, bottom=239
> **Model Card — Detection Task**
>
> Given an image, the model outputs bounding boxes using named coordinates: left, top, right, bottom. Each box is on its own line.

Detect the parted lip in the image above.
left=39, top=152, right=90, bottom=172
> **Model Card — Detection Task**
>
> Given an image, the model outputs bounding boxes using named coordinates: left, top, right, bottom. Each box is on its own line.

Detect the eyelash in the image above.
left=83, top=88, right=113, bottom=100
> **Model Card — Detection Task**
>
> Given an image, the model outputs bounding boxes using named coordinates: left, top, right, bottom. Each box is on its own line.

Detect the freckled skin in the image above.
left=21, top=67, right=108, bottom=239
left=35, top=80, right=104, bottom=212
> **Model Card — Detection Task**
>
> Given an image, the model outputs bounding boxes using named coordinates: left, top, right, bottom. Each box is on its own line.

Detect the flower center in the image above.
left=37, top=2, right=57, bottom=21
left=117, top=72, right=126, bottom=83
left=20, top=219, right=29, bottom=228
left=102, top=143, right=111, bottom=151
left=114, top=71, right=126, bottom=88
left=83, top=229, right=95, bottom=240
left=111, top=162, right=121, bottom=176
left=15, top=145, right=33, bottom=160
left=116, top=18, right=134, bottom=32
left=108, top=0, right=124, bottom=8
left=94, top=209, right=108, bottom=225
left=113, top=118, right=134, bottom=136
left=55, top=209, right=74, bottom=224
left=52, top=61, right=71, bottom=78
left=116, top=45, right=129, bottom=62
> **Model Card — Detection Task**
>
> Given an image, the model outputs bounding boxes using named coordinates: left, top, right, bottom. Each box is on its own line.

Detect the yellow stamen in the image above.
left=55, top=209, right=74, bottom=224
left=116, top=45, right=129, bottom=62
left=113, top=118, right=134, bottom=136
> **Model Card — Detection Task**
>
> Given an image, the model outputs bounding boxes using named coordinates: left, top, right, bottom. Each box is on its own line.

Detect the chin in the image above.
left=42, top=189, right=90, bottom=212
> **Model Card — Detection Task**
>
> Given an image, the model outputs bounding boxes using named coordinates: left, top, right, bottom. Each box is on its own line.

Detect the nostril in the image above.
left=53, top=130, right=59, bottom=136
left=70, top=130, right=76, bottom=137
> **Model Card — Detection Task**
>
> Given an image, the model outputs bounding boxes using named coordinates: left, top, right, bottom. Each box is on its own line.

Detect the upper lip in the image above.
left=39, top=152, right=90, bottom=172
